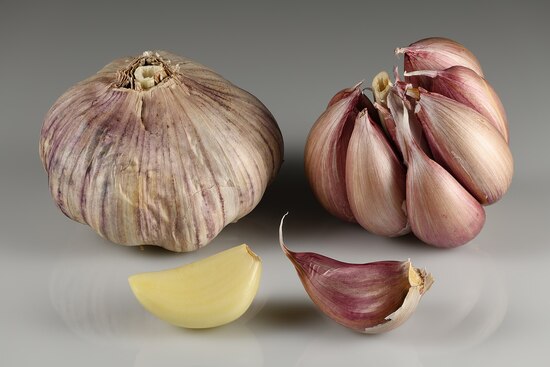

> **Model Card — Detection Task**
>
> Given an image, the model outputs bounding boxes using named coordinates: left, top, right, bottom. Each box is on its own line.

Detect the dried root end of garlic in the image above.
left=39, top=51, right=283, bottom=252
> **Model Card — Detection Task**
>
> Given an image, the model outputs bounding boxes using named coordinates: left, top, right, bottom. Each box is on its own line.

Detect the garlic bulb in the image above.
left=40, top=51, right=283, bottom=252
left=279, top=214, right=433, bottom=333
left=305, top=37, right=513, bottom=247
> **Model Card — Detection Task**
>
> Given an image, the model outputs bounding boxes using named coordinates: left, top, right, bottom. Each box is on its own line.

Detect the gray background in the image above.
left=1, top=0, right=548, bottom=366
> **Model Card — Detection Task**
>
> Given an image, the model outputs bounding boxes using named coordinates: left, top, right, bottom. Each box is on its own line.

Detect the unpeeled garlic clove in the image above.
left=279, top=214, right=433, bottom=333
left=345, top=110, right=409, bottom=236
left=396, top=37, right=484, bottom=88
left=304, top=83, right=370, bottom=222
left=406, top=142, right=486, bottom=247
left=390, top=93, right=486, bottom=247
left=412, top=88, right=513, bottom=204
left=404, top=66, right=509, bottom=142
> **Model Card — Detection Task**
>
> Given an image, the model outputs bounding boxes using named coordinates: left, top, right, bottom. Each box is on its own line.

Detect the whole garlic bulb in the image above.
left=305, top=38, right=512, bottom=248
left=40, top=51, right=283, bottom=252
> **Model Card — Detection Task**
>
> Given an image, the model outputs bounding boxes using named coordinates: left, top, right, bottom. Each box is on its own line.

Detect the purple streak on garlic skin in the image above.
left=40, top=51, right=284, bottom=252
left=279, top=214, right=433, bottom=333
left=396, top=37, right=484, bottom=89
left=413, top=89, right=513, bottom=205
left=345, top=110, right=409, bottom=237
left=304, top=83, right=370, bottom=222
left=405, top=66, right=509, bottom=143
left=406, top=143, right=486, bottom=248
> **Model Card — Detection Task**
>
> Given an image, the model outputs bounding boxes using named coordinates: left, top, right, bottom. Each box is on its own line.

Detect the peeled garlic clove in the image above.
left=129, top=244, right=262, bottom=328
left=406, top=142, right=486, bottom=247
left=279, top=214, right=433, bottom=333
left=39, top=51, right=283, bottom=252
left=413, top=89, right=513, bottom=204
left=405, top=66, right=509, bottom=143
left=304, top=84, right=369, bottom=222
left=396, top=37, right=484, bottom=88
left=345, top=110, right=409, bottom=236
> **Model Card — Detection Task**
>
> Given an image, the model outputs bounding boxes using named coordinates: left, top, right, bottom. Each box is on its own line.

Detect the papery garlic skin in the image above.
left=396, top=37, right=484, bottom=89
left=40, top=51, right=283, bottom=252
left=405, top=66, right=509, bottom=143
left=304, top=84, right=369, bottom=222
left=413, top=89, right=513, bottom=204
left=345, top=110, right=409, bottom=236
left=279, top=214, right=433, bottom=333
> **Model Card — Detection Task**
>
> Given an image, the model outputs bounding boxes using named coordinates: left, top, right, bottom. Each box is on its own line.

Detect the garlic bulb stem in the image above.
left=133, top=65, right=167, bottom=90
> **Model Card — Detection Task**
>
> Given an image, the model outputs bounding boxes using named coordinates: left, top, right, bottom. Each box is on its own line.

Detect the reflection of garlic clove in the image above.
left=396, top=37, right=483, bottom=88
left=39, top=51, right=283, bottom=252
left=129, top=244, right=262, bottom=329
left=279, top=214, right=433, bottom=333
left=405, top=66, right=509, bottom=142
left=345, top=110, right=409, bottom=237
left=304, top=83, right=369, bottom=222
left=412, top=88, right=513, bottom=204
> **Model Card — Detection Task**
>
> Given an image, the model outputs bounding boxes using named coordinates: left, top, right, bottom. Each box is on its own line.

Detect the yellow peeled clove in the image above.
left=279, top=214, right=433, bottom=333
left=345, top=110, right=409, bottom=237
left=128, top=244, right=262, bottom=329
left=412, top=88, right=513, bottom=204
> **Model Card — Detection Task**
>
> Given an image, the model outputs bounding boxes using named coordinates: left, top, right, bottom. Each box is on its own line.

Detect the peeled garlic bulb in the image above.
left=305, top=37, right=512, bottom=247
left=279, top=214, right=433, bottom=333
left=39, top=51, right=283, bottom=252
left=129, top=244, right=262, bottom=328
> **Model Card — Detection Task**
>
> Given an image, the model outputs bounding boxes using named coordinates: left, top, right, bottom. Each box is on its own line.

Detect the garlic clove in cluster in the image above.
left=279, top=214, right=433, bottom=333
left=345, top=110, right=409, bottom=237
left=396, top=37, right=484, bottom=89
left=304, top=84, right=371, bottom=222
left=411, top=88, right=513, bottom=204
left=405, top=66, right=509, bottom=142
left=40, top=51, right=283, bottom=252
left=406, top=141, right=486, bottom=247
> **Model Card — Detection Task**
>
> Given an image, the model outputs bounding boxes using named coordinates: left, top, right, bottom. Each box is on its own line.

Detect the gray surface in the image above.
left=1, top=0, right=549, bottom=366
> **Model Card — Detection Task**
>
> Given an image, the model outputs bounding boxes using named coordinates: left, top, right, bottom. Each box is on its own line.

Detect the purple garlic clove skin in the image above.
left=413, top=89, right=513, bottom=205
left=304, top=83, right=370, bottom=222
left=405, top=66, right=509, bottom=143
left=396, top=37, right=484, bottom=89
left=279, top=214, right=433, bottom=333
left=406, top=142, right=486, bottom=248
left=345, top=110, right=409, bottom=237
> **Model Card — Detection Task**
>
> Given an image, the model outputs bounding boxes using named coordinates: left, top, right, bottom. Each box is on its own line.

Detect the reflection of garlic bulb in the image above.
left=40, top=51, right=283, bottom=252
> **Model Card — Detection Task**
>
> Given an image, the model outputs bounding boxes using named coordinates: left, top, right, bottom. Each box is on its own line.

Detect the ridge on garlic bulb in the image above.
left=40, top=51, right=283, bottom=252
left=305, top=37, right=513, bottom=248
